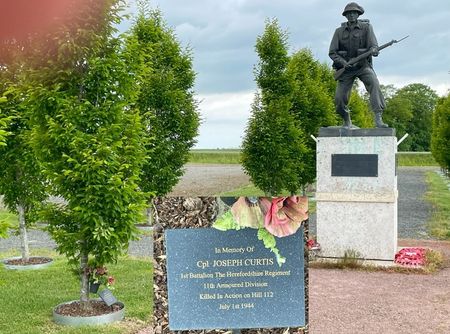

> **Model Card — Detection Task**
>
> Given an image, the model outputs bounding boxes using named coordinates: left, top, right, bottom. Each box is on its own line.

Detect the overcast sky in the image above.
left=123, top=0, right=450, bottom=148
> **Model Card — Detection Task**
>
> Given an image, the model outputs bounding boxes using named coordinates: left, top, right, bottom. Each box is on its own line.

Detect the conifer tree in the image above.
left=242, top=20, right=307, bottom=195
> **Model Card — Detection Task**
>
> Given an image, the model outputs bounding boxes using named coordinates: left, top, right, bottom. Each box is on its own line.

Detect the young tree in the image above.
left=431, top=93, right=450, bottom=173
left=242, top=20, right=308, bottom=195
left=124, top=5, right=200, bottom=222
left=0, top=69, right=47, bottom=261
left=25, top=0, right=147, bottom=308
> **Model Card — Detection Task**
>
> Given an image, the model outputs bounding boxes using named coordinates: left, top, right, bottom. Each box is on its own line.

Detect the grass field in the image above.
left=425, top=171, right=450, bottom=240
left=190, top=150, right=439, bottom=166
left=397, top=152, right=438, bottom=166
left=0, top=249, right=153, bottom=334
left=189, top=149, right=241, bottom=164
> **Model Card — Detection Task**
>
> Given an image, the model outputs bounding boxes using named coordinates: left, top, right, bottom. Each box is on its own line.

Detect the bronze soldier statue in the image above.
left=329, top=2, right=388, bottom=128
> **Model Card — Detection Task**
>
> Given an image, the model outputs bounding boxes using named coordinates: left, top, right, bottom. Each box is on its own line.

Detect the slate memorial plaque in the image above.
left=331, top=154, right=378, bottom=177
left=165, top=228, right=305, bottom=330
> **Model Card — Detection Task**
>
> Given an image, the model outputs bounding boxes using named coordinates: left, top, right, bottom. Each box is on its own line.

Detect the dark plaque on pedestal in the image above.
left=331, top=154, right=378, bottom=177
left=165, top=228, right=305, bottom=330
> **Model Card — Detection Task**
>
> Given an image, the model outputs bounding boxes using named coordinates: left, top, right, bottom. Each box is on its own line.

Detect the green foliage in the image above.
left=212, top=210, right=241, bottom=231
left=393, top=84, right=439, bottom=151
left=125, top=6, right=200, bottom=196
left=242, top=94, right=308, bottom=195
left=0, top=72, right=46, bottom=228
left=287, top=49, right=338, bottom=186
left=23, top=0, right=147, bottom=294
left=384, top=92, right=414, bottom=150
left=254, top=19, right=292, bottom=105
left=349, top=90, right=374, bottom=128
left=288, top=49, right=337, bottom=136
left=0, top=221, right=9, bottom=238
left=431, top=93, right=450, bottom=171
left=242, top=20, right=308, bottom=195
left=0, top=96, right=13, bottom=146
left=257, top=228, right=286, bottom=266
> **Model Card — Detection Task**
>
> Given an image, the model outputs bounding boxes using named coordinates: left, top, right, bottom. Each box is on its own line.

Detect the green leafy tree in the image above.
left=125, top=4, right=199, bottom=222
left=431, top=93, right=450, bottom=172
left=349, top=88, right=374, bottom=128
left=25, top=0, right=147, bottom=307
left=0, top=99, right=12, bottom=146
left=0, top=69, right=47, bottom=259
left=383, top=90, right=414, bottom=151
left=242, top=19, right=308, bottom=195
left=288, top=49, right=337, bottom=136
left=287, top=49, right=337, bottom=186
left=0, top=96, right=12, bottom=238
left=394, top=83, right=439, bottom=151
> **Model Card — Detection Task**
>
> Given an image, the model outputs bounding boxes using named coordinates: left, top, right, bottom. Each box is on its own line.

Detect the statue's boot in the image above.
left=342, top=111, right=359, bottom=128
left=343, top=110, right=352, bottom=127
left=375, top=111, right=389, bottom=128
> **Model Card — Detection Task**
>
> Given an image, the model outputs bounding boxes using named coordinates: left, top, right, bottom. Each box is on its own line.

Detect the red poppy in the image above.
left=260, top=196, right=308, bottom=238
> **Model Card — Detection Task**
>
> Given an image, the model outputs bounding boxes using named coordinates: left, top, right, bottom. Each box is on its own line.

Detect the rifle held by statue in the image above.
left=334, top=35, right=409, bottom=81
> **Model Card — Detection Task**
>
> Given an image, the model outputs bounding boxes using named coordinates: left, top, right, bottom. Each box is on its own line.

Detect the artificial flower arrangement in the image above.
left=213, top=196, right=308, bottom=266
left=89, top=266, right=115, bottom=291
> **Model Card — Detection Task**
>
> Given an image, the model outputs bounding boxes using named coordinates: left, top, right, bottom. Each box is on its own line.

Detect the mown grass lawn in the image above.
left=0, top=249, right=153, bottom=334
left=425, top=171, right=450, bottom=240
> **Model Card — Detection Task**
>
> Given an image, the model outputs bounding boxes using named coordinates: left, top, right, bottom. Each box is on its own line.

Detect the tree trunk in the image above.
left=146, top=198, right=159, bottom=226
left=17, top=204, right=29, bottom=262
left=146, top=200, right=153, bottom=226
left=80, top=247, right=91, bottom=310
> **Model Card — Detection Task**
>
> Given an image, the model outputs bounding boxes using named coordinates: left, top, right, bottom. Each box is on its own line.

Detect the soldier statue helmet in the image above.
left=342, top=2, right=364, bottom=16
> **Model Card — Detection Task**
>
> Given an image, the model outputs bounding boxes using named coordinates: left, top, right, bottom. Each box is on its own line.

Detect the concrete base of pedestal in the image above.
left=316, top=201, right=397, bottom=261
left=316, top=127, right=398, bottom=262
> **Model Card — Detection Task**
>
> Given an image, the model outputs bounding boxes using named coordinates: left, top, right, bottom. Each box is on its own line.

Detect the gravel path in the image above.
left=398, top=167, right=436, bottom=239
left=0, top=228, right=153, bottom=257
left=310, top=255, right=450, bottom=333
left=310, top=239, right=450, bottom=334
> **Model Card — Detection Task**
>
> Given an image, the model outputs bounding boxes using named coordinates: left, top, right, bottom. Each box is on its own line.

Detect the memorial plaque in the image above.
left=98, top=289, right=118, bottom=306
left=331, top=154, right=378, bottom=177
left=165, top=228, right=305, bottom=330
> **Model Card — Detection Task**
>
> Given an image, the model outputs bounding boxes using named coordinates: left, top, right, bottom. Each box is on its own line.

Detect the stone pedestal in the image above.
left=316, top=128, right=397, bottom=262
